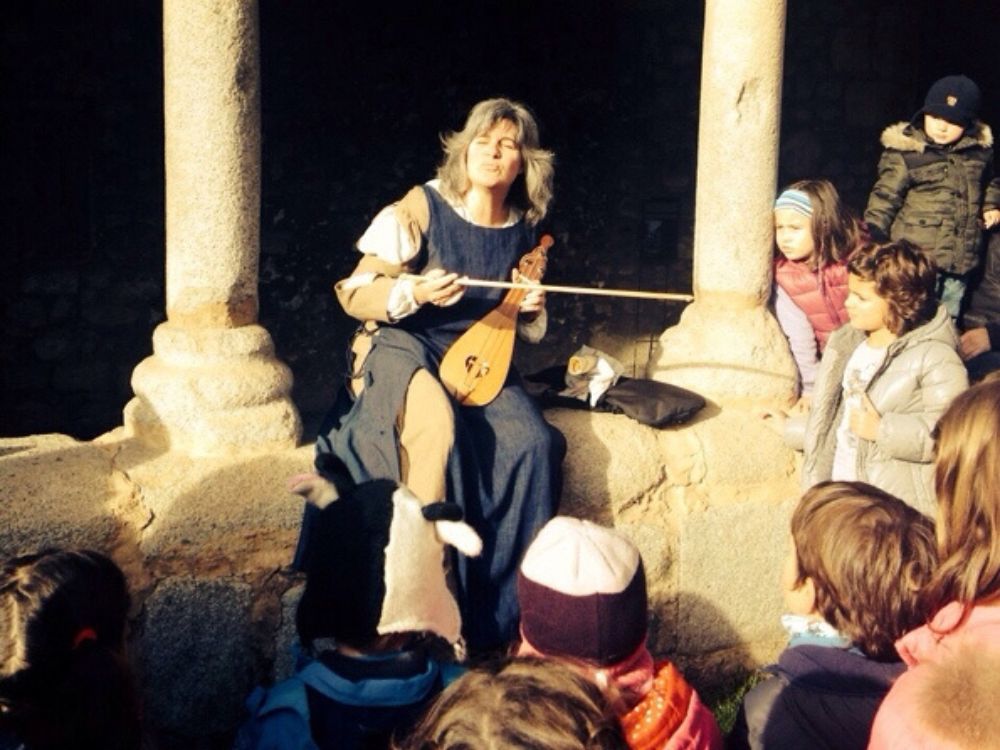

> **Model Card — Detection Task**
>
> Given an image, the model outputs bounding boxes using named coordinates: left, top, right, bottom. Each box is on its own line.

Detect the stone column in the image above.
left=649, top=0, right=797, bottom=406
left=124, top=0, right=301, bottom=455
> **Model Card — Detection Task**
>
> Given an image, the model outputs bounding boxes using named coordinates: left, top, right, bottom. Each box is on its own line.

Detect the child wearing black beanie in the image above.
left=864, top=74, right=1000, bottom=318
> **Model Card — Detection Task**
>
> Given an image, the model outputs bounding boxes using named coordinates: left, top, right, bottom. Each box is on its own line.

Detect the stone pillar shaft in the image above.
left=163, top=0, right=260, bottom=328
left=125, top=0, right=301, bottom=455
left=693, top=0, right=785, bottom=305
left=649, top=0, right=796, bottom=406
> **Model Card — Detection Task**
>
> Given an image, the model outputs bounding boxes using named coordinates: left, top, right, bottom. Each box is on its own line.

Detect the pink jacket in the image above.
left=774, top=258, right=850, bottom=352
left=868, top=601, right=1000, bottom=749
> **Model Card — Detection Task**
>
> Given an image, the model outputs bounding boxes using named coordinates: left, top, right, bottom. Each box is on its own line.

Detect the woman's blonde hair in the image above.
left=924, top=377, right=1000, bottom=622
left=394, top=656, right=627, bottom=750
left=436, top=98, right=554, bottom=225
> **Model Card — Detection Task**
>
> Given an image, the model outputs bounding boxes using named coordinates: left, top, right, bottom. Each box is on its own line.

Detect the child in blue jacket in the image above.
left=234, top=456, right=480, bottom=750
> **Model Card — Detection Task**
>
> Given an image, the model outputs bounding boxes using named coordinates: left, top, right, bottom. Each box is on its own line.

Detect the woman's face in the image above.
left=465, top=119, right=523, bottom=193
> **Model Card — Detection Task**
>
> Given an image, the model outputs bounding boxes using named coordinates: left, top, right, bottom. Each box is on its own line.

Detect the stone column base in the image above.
left=125, top=322, right=301, bottom=455
left=648, top=300, right=797, bottom=407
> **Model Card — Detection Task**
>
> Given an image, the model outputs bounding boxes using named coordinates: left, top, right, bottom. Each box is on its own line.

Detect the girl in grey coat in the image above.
left=796, top=240, right=968, bottom=515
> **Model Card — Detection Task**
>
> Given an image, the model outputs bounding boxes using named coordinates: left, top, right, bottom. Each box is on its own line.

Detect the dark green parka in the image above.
left=864, top=120, right=1000, bottom=275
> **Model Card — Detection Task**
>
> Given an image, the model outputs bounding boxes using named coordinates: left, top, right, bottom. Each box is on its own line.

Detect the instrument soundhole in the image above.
left=464, top=355, right=489, bottom=375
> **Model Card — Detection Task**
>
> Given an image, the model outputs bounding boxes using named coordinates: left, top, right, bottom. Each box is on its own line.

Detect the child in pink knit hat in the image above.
left=516, top=516, right=722, bottom=750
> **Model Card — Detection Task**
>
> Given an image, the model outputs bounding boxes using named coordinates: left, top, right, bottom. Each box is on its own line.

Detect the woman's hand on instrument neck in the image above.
left=415, top=268, right=465, bottom=308
left=515, top=269, right=546, bottom=318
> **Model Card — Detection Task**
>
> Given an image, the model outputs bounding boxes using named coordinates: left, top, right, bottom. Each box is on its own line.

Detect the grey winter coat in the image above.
left=864, top=121, right=1000, bottom=275
left=800, top=305, right=967, bottom=515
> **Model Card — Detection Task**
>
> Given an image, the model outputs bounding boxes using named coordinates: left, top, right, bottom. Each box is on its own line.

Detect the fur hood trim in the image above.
left=880, top=120, right=993, bottom=152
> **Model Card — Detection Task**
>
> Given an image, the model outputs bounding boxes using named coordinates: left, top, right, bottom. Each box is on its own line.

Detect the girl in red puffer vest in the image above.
left=773, top=179, right=865, bottom=406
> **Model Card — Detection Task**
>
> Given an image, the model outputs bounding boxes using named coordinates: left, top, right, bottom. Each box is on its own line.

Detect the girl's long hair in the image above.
left=782, top=178, right=862, bottom=267
left=923, top=377, right=1000, bottom=625
left=435, top=97, right=555, bottom=225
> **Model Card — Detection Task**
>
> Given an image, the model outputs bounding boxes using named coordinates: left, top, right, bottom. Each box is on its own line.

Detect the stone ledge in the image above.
left=0, top=404, right=800, bottom=742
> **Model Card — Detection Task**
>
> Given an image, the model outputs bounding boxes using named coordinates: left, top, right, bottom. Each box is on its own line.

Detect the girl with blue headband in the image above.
left=773, top=179, right=864, bottom=404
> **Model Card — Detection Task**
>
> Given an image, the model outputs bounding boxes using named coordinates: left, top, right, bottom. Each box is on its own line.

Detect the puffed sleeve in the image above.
left=774, top=285, right=818, bottom=396
left=517, top=307, right=547, bottom=343
left=985, top=174, right=1000, bottom=211
left=335, top=188, right=429, bottom=323
left=356, top=203, right=420, bottom=265
left=864, top=149, right=910, bottom=240
left=876, top=345, right=968, bottom=462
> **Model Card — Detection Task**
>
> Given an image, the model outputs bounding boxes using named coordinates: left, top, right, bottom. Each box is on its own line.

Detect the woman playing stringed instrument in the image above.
left=309, top=98, right=566, bottom=653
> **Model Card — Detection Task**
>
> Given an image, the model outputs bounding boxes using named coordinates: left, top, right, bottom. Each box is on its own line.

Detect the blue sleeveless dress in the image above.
left=318, top=186, right=565, bottom=651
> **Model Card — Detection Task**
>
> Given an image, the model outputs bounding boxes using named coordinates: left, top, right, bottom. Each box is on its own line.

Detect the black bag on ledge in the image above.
left=523, top=365, right=705, bottom=428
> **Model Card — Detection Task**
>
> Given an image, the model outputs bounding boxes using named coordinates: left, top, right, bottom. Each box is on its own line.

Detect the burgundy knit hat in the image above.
left=517, top=517, right=648, bottom=666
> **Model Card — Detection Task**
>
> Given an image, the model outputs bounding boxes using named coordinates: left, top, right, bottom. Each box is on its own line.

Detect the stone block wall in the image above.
left=1, top=403, right=799, bottom=748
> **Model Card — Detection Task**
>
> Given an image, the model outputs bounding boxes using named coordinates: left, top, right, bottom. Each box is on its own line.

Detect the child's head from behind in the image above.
left=0, top=548, right=138, bottom=749
left=845, top=240, right=938, bottom=337
left=925, top=377, right=1000, bottom=613
left=517, top=517, right=647, bottom=669
left=774, top=179, right=857, bottom=267
left=787, top=481, right=937, bottom=660
left=394, top=656, right=628, bottom=750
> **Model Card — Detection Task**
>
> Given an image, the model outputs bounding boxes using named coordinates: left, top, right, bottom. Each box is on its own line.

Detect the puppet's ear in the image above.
left=418, top=501, right=483, bottom=557
left=434, top=520, right=483, bottom=557
left=287, top=473, right=339, bottom=508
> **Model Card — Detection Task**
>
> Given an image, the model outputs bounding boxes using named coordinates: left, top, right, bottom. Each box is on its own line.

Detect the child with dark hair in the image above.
left=394, top=656, right=629, bottom=750
left=728, top=481, right=937, bottom=750
left=235, top=457, right=482, bottom=750
left=795, top=239, right=967, bottom=513
left=0, top=548, right=140, bottom=750
left=515, top=517, right=723, bottom=750
left=864, top=74, right=1000, bottom=318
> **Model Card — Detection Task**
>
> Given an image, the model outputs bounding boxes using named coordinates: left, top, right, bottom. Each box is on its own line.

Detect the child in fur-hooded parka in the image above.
left=864, top=75, right=1000, bottom=314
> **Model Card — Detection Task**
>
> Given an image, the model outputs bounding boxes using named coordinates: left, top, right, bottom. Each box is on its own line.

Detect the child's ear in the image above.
left=799, top=575, right=819, bottom=617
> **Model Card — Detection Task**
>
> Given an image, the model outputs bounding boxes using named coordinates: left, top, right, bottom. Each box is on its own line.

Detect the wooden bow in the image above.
left=438, top=235, right=553, bottom=406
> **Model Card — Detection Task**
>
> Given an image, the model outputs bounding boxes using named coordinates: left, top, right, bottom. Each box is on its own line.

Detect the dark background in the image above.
left=3, top=0, right=999, bottom=440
